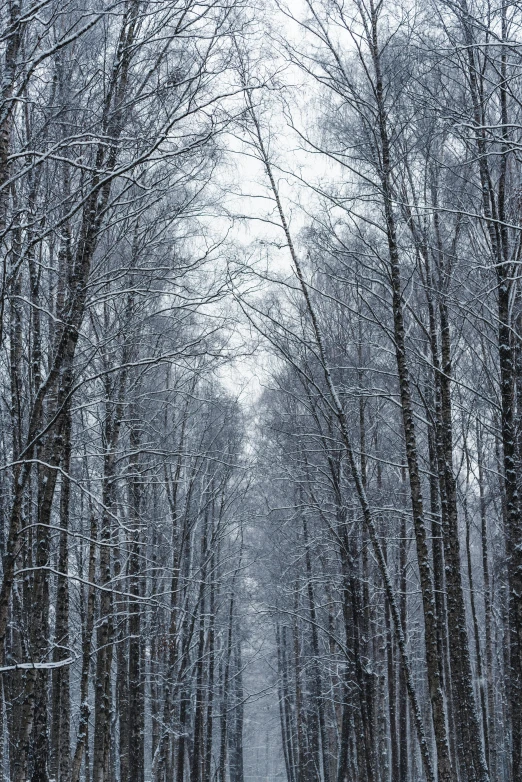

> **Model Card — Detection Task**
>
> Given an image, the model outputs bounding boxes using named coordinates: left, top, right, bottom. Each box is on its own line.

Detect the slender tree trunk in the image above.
left=229, top=632, right=244, bottom=782
left=398, top=511, right=408, bottom=782
left=366, top=5, right=453, bottom=773
left=127, top=423, right=144, bottom=782
left=92, top=453, right=116, bottom=782
left=50, top=409, right=72, bottom=782
left=303, top=513, right=330, bottom=782
left=477, top=419, right=496, bottom=777
left=218, top=595, right=235, bottom=782
left=204, top=546, right=217, bottom=782
left=70, top=508, right=97, bottom=782
left=458, top=5, right=522, bottom=775
left=277, top=623, right=296, bottom=782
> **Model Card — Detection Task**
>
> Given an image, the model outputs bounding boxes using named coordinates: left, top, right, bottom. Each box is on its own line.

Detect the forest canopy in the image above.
left=0, top=2, right=521, bottom=782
